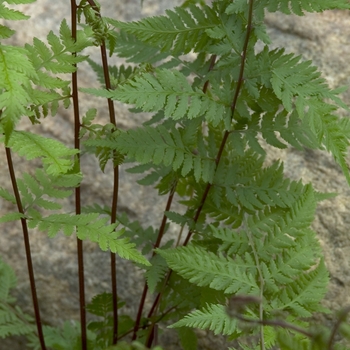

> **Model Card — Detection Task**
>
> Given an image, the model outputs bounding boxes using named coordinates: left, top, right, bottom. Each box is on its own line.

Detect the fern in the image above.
left=0, top=0, right=349, bottom=348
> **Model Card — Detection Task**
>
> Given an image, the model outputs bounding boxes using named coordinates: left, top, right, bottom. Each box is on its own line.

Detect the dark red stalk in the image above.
left=5, top=147, right=47, bottom=350
left=70, top=1, right=87, bottom=349
left=85, top=0, right=119, bottom=343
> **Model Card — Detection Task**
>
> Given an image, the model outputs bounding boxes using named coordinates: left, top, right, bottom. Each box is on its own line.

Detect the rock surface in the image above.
left=0, top=2, right=350, bottom=349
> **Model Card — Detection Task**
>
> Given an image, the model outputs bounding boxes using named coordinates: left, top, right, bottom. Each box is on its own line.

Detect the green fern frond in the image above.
left=157, top=245, right=259, bottom=295
left=169, top=303, right=238, bottom=336
left=268, top=48, right=348, bottom=114
left=84, top=68, right=230, bottom=125
left=107, top=4, right=220, bottom=55
left=309, top=113, right=350, bottom=185
left=25, top=21, right=90, bottom=75
left=114, top=124, right=216, bottom=183
left=7, top=131, right=78, bottom=175
left=27, top=213, right=149, bottom=265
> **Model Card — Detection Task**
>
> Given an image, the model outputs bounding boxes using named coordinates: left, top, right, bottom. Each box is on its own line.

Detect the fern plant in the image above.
left=1, top=0, right=350, bottom=349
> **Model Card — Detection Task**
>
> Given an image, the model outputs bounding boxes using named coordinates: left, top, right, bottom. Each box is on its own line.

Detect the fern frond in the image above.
left=169, top=303, right=238, bottom=336
left=308, top=112, right=350, bottom=185
left=27, top=213, right=149, bottom=265
left=7, top=131, right=78, bottom=175
left=84, top=68, right=230, bottom=125
left=114, top=124, right=216, bottom=183
left=107, top=4, right=220, bottom=55
left=157, top=245, right=259, bottom=295
left=268, top=48, right=348, bottom=114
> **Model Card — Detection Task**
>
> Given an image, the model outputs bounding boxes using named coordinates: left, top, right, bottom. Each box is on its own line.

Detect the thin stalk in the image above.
left=5, top=147, right=47, bottom=350
left=132, top=185, right=176, bottom=340
left=100, top=37, right=120, bottom=347
left=85, top=0, right=119, bottom=342
left=71, top=1, right=86, bottom=349
left=146, top=1, right=255, bottom=343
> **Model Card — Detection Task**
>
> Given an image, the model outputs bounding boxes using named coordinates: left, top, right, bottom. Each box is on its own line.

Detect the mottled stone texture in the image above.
left=0, top=2, right=350, bottom=349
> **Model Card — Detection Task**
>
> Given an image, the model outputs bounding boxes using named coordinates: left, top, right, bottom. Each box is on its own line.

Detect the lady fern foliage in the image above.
left=1, top=0, right=350, bottom=349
